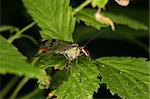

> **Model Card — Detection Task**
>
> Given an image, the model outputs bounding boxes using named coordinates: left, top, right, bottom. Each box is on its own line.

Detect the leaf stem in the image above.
left=8, top=50, right=43, bottom=99
left=31, top=50, right=43, bottom=65
left=127, top=36, right=149, bottom=53
left=7, top=22, right=36, bottom=43
left=74, top=0, right=91, bottom=14
left=21, top=89, right=40, bottom=99
left=0, top=77, right=18, bottom=98
left=20, top=34, right=38, bottom=45
left=0, top=25, right=19, bottom=33
left=9, top=77, right=29, bottom=99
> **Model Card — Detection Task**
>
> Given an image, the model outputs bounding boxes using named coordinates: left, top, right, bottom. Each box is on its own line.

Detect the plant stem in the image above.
left=0, top=26, right=19, bottom=33
left=20, top=34, right=38, bottom=45
left=127, top=36, right=149, bottom=53
left=21, top=89, right=40, bottom=99
left=74, top=0, right=91, bottom=14
left=9, top=77, right=29, bottom=99
left=8, top=50, right=43, bottom=99
left=0, top=77, right=18, bottom=98
left=7, top=22, right=36, bottom=43
left=31, top=50, right=43, bottom=66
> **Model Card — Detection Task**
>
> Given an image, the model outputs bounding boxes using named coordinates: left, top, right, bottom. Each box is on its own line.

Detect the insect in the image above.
left=40, top=29, right=108, bottom=62
left=40, top=40, right=90, bottom=61
left=55, top=44, right=90, bottom=61
left=114, top=0, right=130, bottom=6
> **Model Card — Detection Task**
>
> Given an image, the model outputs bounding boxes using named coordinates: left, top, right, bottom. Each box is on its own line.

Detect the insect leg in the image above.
left=62, top=53, right=70, bottom=60
left=75, top=57, right=81, bottom=77
left=66, top=60, right=71, bottom=76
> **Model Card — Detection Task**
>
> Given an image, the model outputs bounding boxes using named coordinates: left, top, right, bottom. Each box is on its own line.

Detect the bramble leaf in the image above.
left=23, top=0, right=76, bottom=42
left=76, top=8, right=107, bottom=30
left=51, top=57, right=100, bottom=99
left=96, top=57, right=150, bottom=99
left=0, top=36, right=47, bottom=79
left=36, top=52, right=67, bottom=70
left=103, top=12, right=148, bottom=31
left=76, top=9, right=148, bottom=31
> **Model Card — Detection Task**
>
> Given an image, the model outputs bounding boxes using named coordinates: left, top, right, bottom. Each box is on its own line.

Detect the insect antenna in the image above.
left=82, top=28, right=110, bottom=49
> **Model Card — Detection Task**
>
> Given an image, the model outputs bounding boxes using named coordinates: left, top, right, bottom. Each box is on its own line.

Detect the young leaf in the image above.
left=76, top=9, right=107, bottom=30
left=96, top=57, right=150, bottom=99
left=90, top=0, right=109, bottom=8
left=23, top=0, right=76, bottom=42
left=114, top=0, right=129, bottom=6
left=0, top=36, right=47, bottom=79
left=51, top=57, right=100, bottom=99
left=76, top=9, right=148, bottom=31
left=95, top=11, right=115, bottom=31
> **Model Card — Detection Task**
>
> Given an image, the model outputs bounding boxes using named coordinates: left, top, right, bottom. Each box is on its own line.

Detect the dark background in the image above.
left=0, top=0, right=149, bottom=98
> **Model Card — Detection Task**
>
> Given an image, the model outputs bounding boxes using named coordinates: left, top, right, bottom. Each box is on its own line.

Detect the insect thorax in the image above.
left=55, top=44, right=80, bottom=61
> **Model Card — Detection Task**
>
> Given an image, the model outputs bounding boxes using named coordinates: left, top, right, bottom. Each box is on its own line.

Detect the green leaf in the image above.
left=102, top=13, right=148, bottom=31
left=23, top=0, right=76, bottom=42
left=76, top=8, right=107, bottom=30
left=90, top=0, right=109, bottom=8
left=0, top=25, right=19, bottom=33
left=76, top=9, right=148, bottom=31
left=51, top=57, right=100, bottom=99
left=36, top=52, right=68, bottom=70
left=0, top=36, right=47, bottom=79
left=96, top=57, right=150, bottom=99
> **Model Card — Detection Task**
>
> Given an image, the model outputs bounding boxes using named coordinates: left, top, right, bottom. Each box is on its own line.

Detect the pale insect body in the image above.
left=55, top=44, right=81, bottom=61
left=63, top=47, right=80, bottom=61
left=55, top=44, right=89, bottom=61
left=115, top=0, right=129, bottom=6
